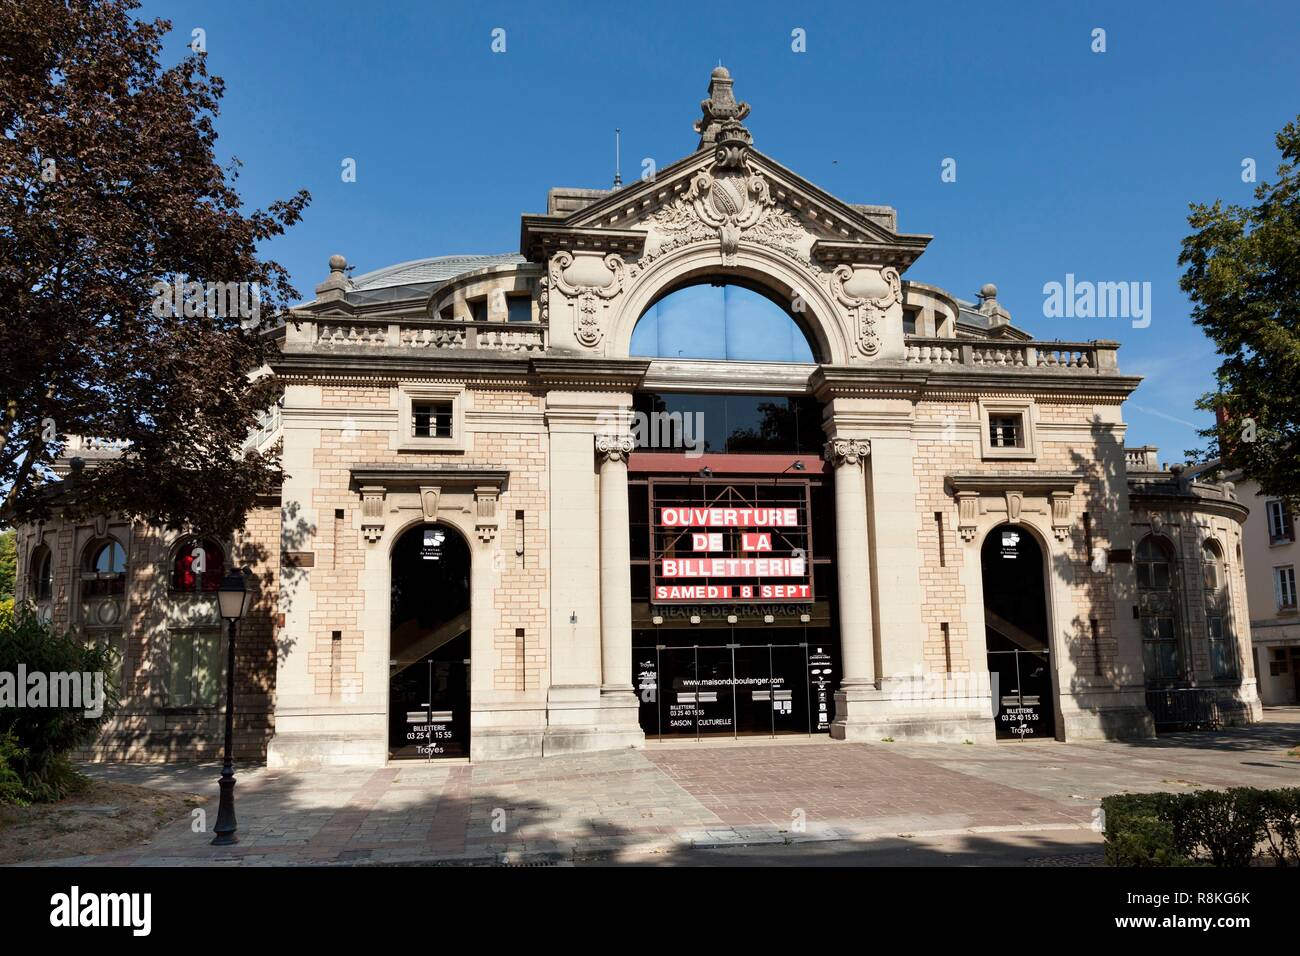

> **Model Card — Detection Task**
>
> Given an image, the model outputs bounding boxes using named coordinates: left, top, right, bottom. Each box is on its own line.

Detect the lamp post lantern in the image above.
left=213, top=567, right=253, bottom=846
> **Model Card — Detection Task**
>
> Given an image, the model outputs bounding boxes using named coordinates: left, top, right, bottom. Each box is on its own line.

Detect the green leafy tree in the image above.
left=0, top=528, right=14, bottom=599
left=1180, top=116, right=1300, bottom=503
left=0, top=0, right=309, bottom=534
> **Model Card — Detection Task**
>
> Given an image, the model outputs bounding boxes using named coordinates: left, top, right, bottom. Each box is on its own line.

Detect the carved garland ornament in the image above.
left=640, top=156, right=810, bottom=271
left=829, top=265, right=901, bottom=358
left=548, top=251, right=628, bottom=349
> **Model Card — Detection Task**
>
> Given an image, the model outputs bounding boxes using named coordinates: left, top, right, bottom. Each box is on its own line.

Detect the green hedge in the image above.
left=0, top=609, right=119, bottom=804
left=1103, top=787, right=1300, bottom=866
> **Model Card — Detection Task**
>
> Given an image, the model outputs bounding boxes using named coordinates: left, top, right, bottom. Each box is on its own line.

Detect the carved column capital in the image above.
left=824, top=437, right=871, bottom=467
left=595, top=433, right=636, bottom=464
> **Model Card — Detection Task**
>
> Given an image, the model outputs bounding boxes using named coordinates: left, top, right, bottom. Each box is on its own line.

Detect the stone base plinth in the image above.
left=541, top=685, right=644, bottom=755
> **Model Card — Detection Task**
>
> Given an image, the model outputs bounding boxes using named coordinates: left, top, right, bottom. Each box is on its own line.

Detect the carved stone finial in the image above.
left=316, top=253, right=351, bottom=302
left=824, top=438, right=871, bottom=467
left=595, top=433, right=636, bottom=464
left=977, top=281, right=1011, bottom=329
left=695, top=65, right=751, bottom=152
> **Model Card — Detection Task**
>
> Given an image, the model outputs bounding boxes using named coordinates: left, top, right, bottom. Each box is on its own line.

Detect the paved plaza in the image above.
left=28, top=708, right=1300, bottom=867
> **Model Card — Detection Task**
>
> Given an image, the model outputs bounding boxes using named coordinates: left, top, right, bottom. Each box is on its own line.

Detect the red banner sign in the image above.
left=650, top=481, right=814, bottom=605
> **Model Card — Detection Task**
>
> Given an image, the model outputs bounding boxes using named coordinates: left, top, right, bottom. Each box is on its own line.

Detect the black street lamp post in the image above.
left=213, top=567, right=253, bottom=846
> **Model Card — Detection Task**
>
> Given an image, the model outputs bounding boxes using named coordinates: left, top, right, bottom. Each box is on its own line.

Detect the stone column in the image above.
left=826, top=438, right=876, bottom=690
left=595, top=433, right=635, bottom=694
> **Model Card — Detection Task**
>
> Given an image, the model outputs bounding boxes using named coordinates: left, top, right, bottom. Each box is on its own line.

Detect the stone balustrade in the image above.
left=287, top=316, right=548, bottom=353
left=904, top=337, right=1120, bottom=373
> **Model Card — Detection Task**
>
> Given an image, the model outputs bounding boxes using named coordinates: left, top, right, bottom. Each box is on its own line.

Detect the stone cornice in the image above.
left=519, top=220, right=647, bottom=262
left=946, top=473, right=1080, bottom=495
left=528, top=356, right=650, bottom=391
left=811, top=238, right=929, bottom=271
left=350, top=467, right=509, bottom=490
left=1128, top=486, right=1249, bottom=523
left=272, top=351, right=533, bottom=384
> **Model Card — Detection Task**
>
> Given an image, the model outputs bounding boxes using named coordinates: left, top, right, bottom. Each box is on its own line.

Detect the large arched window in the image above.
left=1135, top=535, right=1182, bottom=683
left=30, top=545, right=53, bottom=601
left=1202, top=540, right=1236, bottom=680
left=83, top=539, right=127, bottom=597
left=171, top=538, right=225, bottom=592
left=630, top=282, right=816, bottom=362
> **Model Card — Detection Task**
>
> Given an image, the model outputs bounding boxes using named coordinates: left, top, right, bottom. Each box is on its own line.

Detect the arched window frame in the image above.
left=1135, top=534, right=1184, bottom=684
left=169, top=537, right=227, bottom=593
left=82, top=537, right=127, bottom=597
left=29, top=544, right=53, bottom=601
left=630, top=280, right=819, bottom=363
left=1201, top=539, right=1237, bottom=680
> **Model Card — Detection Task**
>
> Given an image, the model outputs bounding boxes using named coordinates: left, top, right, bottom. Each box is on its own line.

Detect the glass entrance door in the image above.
left=389, top=631, right=470, bottom=759
left=634, top=640, right=836, bottom=740
left=987, top=647, right=1053, bottom=739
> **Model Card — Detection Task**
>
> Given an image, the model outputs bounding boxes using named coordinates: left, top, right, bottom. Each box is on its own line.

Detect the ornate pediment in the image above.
left=523, top=67, right=932, bottom=363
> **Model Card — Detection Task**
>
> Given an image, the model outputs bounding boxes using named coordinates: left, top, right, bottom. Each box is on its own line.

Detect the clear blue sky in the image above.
left=143, top=0, right=1300, bottom=462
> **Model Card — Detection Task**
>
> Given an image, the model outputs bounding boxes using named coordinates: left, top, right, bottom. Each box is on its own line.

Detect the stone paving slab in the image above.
left=21, top=708, right=1297, bottom=867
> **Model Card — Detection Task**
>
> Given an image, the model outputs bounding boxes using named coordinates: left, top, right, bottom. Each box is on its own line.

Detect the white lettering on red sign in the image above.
left=691, top=532, right=724, bottom=552
left=741, top=532, right=772, bottom=552
left=660, top=557, right=807, bottom=578
left=659, top=507, right=798, bottom=527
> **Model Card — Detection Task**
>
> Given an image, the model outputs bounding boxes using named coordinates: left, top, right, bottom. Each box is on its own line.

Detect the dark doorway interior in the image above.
left=981, top=524, right=1055, bottom=740
left=389, top=523, right=471, bottom=759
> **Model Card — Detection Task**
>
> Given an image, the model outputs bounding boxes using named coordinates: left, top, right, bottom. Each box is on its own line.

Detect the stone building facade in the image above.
left=13, top=69, right=1262, bottom=764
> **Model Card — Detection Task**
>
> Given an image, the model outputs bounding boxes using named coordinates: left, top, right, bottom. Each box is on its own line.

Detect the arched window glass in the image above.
left=31, top=545, right=53, bottom=600
left=171, top=538, right=225, bottom=592
left=1135, top=535, right=1181, bottom=683
left=1202, top=540, right=1236, bottom=680
left=1202, top=541, right=1224, bottom=592
left=1135, top=535, right=1172, bottom=589
left=630, top=283, right=816, bottom=362
left=83, top=539, right=127, bottom=597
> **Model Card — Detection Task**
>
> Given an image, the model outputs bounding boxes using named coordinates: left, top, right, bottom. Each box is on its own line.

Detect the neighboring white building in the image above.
left=1236, top=478, right=1300, bottom=704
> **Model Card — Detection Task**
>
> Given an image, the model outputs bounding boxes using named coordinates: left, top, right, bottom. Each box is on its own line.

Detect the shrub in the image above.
left=1102, top=793, right=1193, bottom=866
left=1103, top=786, right=1300, bottom=867
left=0, top=727, right=28, bottom=807
left=1256, top=787, right=1300, bottom=866
left=0, top=609, right=118, bottom=802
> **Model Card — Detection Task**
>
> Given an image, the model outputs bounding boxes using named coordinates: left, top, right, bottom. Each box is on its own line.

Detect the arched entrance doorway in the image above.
left=388, top=523, right=471, bottom=759
left=981, top=524, right=1055, bottom=740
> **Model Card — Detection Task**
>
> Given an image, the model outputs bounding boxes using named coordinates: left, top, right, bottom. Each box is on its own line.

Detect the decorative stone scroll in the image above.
left=595, top=433, right=636, bottom=464
left=829, top=265, right=901, bottom=358
left=824, top=438, right=871, bottom=468
left=548, top=251, right=628, bottom=349
left=360, top=485, right=386, bottom=543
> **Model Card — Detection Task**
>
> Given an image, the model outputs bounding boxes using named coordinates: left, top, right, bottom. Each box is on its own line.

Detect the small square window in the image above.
left=979, top=400, right=1036, bottom=460
left=412, top=402, right=453, bottom=439
left=989, top=415, right=1022, bottom=448
left=507, top=297, right=533, bottom=323
left=467, top=298, right=487, bottom=323
left=902, top=308, right=919, bottom=335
